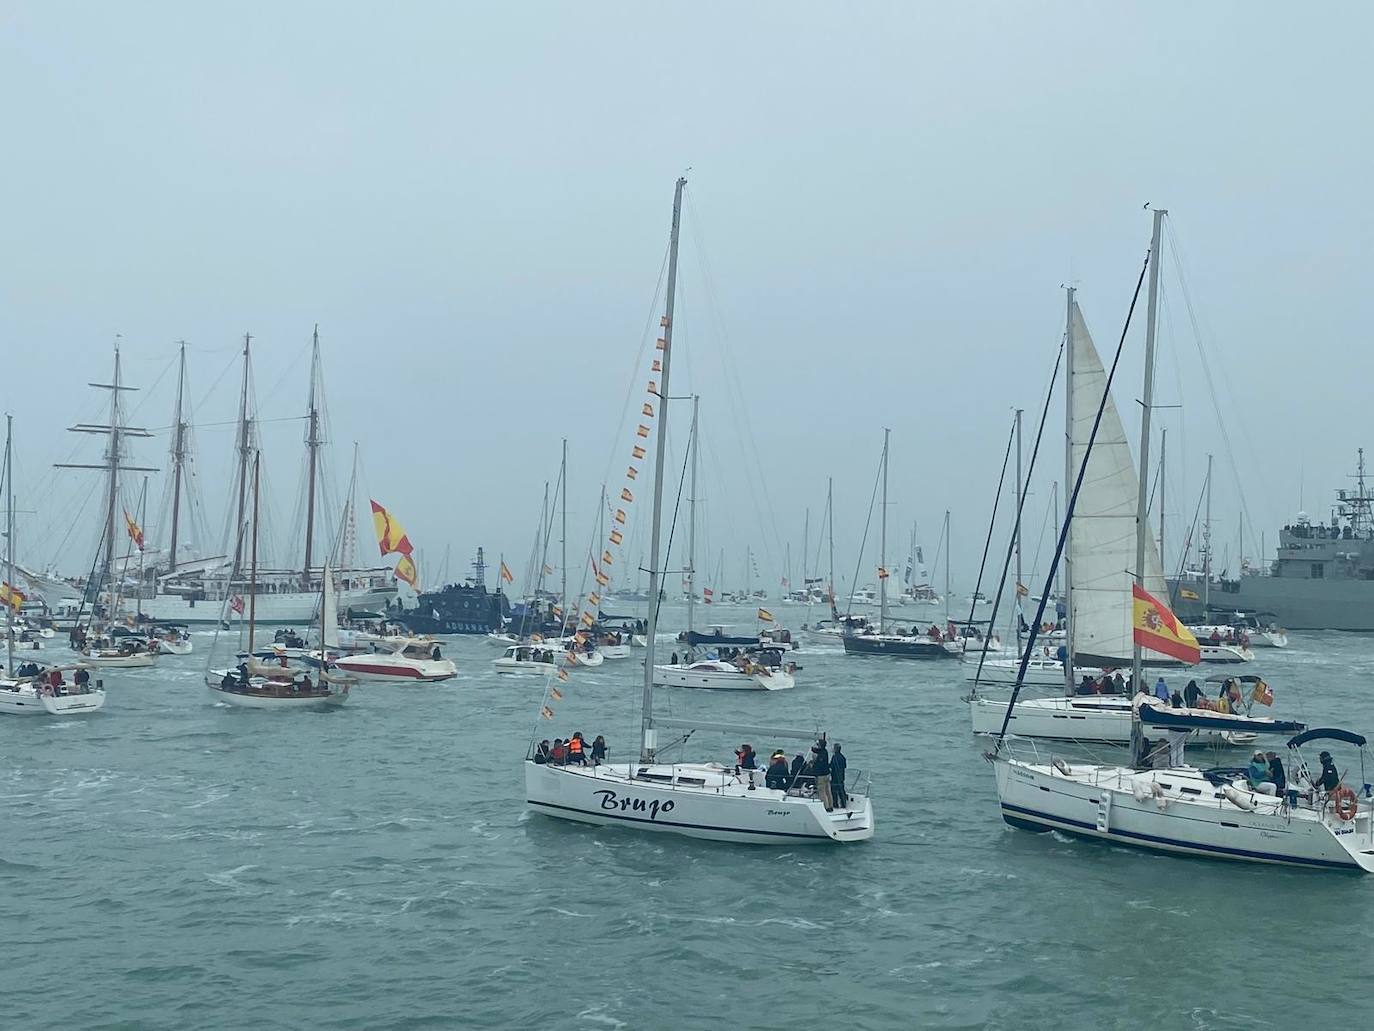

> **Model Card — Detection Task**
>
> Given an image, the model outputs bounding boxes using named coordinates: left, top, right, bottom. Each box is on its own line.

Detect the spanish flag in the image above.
left=1251, top=679, right=1274, bottom=706
left=541, top=705, right=555, bottom=720
left=614, top=509, right=627, bottom=524
left=632, top=445, right=646, bottom=460
left=551, top=687, right=564, bottom=700
left=1179, top=588, right=1200, bottom=601
left=655, top=337, right=666, bottom=350
left=557, top=669, right=569, bottom=682
left=394, top=553, right=420, bottom=591
left=1131, top=582, right=1200, bottom=664
left=370, top=501, right=414, bottom=557
left=621, top=488, right=634, bottom=503
left=1015, top=582, right=1029, bottom=598
left=877, top=566, right=889, bottom=580
left=652, top=359, right=662, bottom=373
left=588, top=591, right=601, bottom=606
left=500, top=561, right=515, bottom=584
left=0, top=581, right=25, bottom=612
left=609, top=529, right=623, bottom=546
left=636, top=425, right=650, bottom=439
left=581, top=611, right=595, bottom=627
left=757, top=607, right=774, bottom=623
left=660, top=315, right=670, bottom=327
left=626, top=467, right=638, bottom=480
left=124, top=510, right=145, bottom=551
left=643, top=403, right=654, bottom=417
left=601, top=551, right=614, bottom=567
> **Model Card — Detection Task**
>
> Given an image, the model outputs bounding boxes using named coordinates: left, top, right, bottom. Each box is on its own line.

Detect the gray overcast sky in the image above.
left=2, top=3, right=1371, bottom=596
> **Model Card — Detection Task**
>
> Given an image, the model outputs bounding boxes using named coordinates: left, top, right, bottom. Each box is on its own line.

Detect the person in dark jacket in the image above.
left=765, top=751, right=789, bottom=791
left=590, top=735, right=607, bottom=765
left=1314, top=751, right=1340, bottom=792
left=534, top=740, right=552, bottom=764
left=1266, top=751, right=1286, bottom=794
left=830, top=743, right=848, bottom=808
left=789, top=753, right=808, bottom=792
left=811, top=740, right=833, bottom=811
left=736, top=744, right=757, bottom=771
left=1183, top=679, right=1202, bottom=708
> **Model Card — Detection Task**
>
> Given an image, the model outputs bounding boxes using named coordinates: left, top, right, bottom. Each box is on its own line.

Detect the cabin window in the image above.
left=1311, top=563, right=1325, bottom=579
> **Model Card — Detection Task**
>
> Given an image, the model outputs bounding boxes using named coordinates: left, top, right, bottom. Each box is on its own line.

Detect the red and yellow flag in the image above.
left=394, top=553, right=420, bottom=591
left=757, top=607, right=774, bottom=623
left=0, top=581, right=25, bottom=612
left=124, top=510, right=145, bottom=551
left=499, top=561, right=515, bottom=584
left=1131, top=583, right=1200, bottom=664
left=370, top=500, right=413, bottom=556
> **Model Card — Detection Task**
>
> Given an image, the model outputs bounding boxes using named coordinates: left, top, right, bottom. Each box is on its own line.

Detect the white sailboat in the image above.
left=987, top=211, right=1374, bottom=871
left=0, top=416, right=106, bottom=716
left=525, top=179, right=872, bottom=844
left=205, top=455, right=348, bottom=709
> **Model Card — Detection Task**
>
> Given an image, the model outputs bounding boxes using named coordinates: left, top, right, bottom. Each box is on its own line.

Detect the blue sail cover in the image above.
left=1286, top=727, right=1368, bottom=749
left=1138, top=704, right=1305, bottom=736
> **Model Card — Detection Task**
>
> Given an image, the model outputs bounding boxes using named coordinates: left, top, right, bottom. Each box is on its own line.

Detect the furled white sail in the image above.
left=322, top=563, right=340, bottom=649
left=1067, top=302, right=1170, bottom=665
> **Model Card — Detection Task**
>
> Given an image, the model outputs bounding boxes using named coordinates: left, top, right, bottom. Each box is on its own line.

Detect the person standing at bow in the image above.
left=811, top=739, right=833, bottom=812
left=830, top=743, right=848, bottom=809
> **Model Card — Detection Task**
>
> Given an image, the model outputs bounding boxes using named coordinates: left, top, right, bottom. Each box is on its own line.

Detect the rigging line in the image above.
left=684, top=194, right=786, bottom=581
left=970, top=339, right=1064, bottom=693
left=1167, top=475, right=1208, bottom=609
left=191, top=351, right=242, bottom=419
left=1164, top=220, right=1264, bottom=549
left=962, top=415, right=1017, bottom=631
left=843, top=446, right=885, bottom=620
left=996, top=246, right=1153, bottom=742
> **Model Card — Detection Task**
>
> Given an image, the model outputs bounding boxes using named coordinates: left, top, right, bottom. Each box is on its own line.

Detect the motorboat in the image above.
left=493, top=644, right=559, bottom=675
left=332, top=639, right=457, bottom=682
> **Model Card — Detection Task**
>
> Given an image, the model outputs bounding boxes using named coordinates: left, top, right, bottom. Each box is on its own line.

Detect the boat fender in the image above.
left=1222, top=786, right=1257, bottom=812
left=1131, top=778, right=1150, bottom=803
left=1332, top=786, right=1359, bottom=822
left=1052, top=758, right=1070, bottom=777
left=1152, top=781, right=1168, bottom=810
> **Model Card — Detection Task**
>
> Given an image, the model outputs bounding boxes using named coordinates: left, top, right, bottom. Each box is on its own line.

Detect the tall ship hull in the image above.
left=131, top=583, right=396, bottom=626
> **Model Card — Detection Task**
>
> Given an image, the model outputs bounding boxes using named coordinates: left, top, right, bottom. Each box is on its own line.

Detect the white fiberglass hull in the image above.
left=134, top=585, right=397, bottom=626
left=155, top=639, right=193, bottom=655
left=1253, top=631, right=1288, bottom=648
left=206, top=677, right=347, bottom=709
left=332, top=653, right=457, bottom=682
left=969, top=695, right=1255, bottom=746
left=493, top=659, right=556, bottom=676
left=1200, top=644, right=1254, bottom=664
left=966, top=656, right=1071, bottom=686
left=993, top=756, right=1374, bottom=872
left=597, top=645, right=631, bottom=660
left=525, top=761, right=872, bottom=844
left=652, top=662, right=794, bottom=691
left=0, top=684, right=107, bottom=716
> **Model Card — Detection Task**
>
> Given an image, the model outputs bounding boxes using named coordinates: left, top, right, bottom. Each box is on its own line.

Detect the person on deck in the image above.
left=567, top=732, right=587, bottom=765
left=1247, top=752, right=1276, bottom=795
left=765, top=751, right=789, bottom=791
left=534, top=740, right=552, bottom=764
left=810, top=740, right=833, bottom=812
left=789, top=753, right=808, bottom=792
left=1313, top=750, right=1340, bottom=794
left=1183, top=679, right=1202, bottom=708
left=590, top=735, right=607, bottom=765
left=1266, top=751, right=1287, bottom=795
left=830, top=742, right=848, bottom=809
left=1153, top=677, right=1170, bottom=702
left=551, top=739, right=567, bottom=764
left=1077, top=675, right=1096, bottom=696
left=736, top=744, right=757, bottom=771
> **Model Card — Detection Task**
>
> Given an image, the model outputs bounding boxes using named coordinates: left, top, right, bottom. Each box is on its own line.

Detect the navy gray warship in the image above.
left=1174, top=457, right=1374, bottom=630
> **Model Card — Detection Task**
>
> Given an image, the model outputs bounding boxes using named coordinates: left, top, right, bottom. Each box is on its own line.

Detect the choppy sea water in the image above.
left=3, top=603, right=1372, bottom=1030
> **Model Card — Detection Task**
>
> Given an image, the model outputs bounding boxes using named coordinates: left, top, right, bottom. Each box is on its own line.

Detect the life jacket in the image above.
left=568, top=737, right=584, bottom=756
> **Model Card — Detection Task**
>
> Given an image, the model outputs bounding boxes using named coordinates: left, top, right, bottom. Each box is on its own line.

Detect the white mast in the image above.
left=1013, top=406, right=1024, bottom=632
left=560, top=438, right=568, bottom=633
left=4, top=414, right=13, bottom=674
left=942, top=509, right=950, bottom=624
left=686, top=394, right=699, bottom=637
left=639, top=176, right=686, bottom=763
left=1204, top=453, right=1213, bottom=611
left=1062, top=288, right=1077, bottom=697
left=879, top=428, right=889, bottom=633
left=1131, top=208, right=1167, bottom=696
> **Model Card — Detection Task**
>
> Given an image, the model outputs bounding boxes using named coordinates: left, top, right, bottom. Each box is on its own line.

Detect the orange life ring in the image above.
left=1332, top=786, right=1359, bottom=822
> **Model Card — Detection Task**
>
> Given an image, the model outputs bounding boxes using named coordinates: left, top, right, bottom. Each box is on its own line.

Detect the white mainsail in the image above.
left=1067, top=302, right=1170, bottom=665
left=322, top=563, right=340, bottom=649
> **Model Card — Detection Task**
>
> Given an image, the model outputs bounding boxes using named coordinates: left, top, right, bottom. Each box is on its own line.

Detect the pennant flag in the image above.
left=647, top=381, right=658, bottom=395
left=601, top=551, right=614, bottom=567
left=627, top=467, right=638, bottom=480
left=651, top=359, right=662, bottom=373
left=581, top=611, right=595, bottom=627
left=877, top=566, right=890, bottom=580
left=543, top=563, right=554, bottom=576
left=1015, top=582, right=1029, bottom=597
left=632, top=445, right=646, bottom=460
left=500, top=561, right=515, bottom=584
left=229, top=595, right=245, bottom=615
left=124, top=510, right=145, bottom=551
left=1251, top=679, right=1274, bottom=706
left=564, top=652, right=579, bottom=667
left=609, top=529, right=623, bottom=545
left=757, top=607, right=774, bottom=623
left=636, top=425, right=650, bottom=439
left=0, top=581, right=25, bottom=612
left=394, top=553, right=420, bottom=590
left=595, top=570, right=610, bottom=586
left=557, top=669, right=569, bottom=682
left=643, top=403, right=655, bottom=418
left=703, top=587, right=713, bottom=604
left=614, top=509, right=627, bottom=524
left=552, top=605, right=563, bottom=619
left=1131, top=583, right=1200, bottom=664
left=1179, top=588, right=1200, bottom=601
left=660, top=315, right=670, bottom=327
left=621, top=488, right=634, bottom=502
left=551, top=687, right=564, bottom=701
left=531, top=633, right=544, bottom=642
left=540, top=705, right=555, bottom=720
left=573, top=631, right=587, bottom=645
left=370, top=500, right=414, bottom=556
left=589, top=591, right=601, bottom=606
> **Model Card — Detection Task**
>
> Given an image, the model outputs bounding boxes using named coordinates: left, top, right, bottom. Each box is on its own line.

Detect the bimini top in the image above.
left=1138, top=704, right=1305, bottom=736
left=1286, top=727, right=1368, bottom=750
left=1203, top=673, right=1266, bottom=685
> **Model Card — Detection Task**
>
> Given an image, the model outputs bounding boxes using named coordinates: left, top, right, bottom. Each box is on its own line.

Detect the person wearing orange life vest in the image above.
left=567, top=732, right=587, bottom=766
